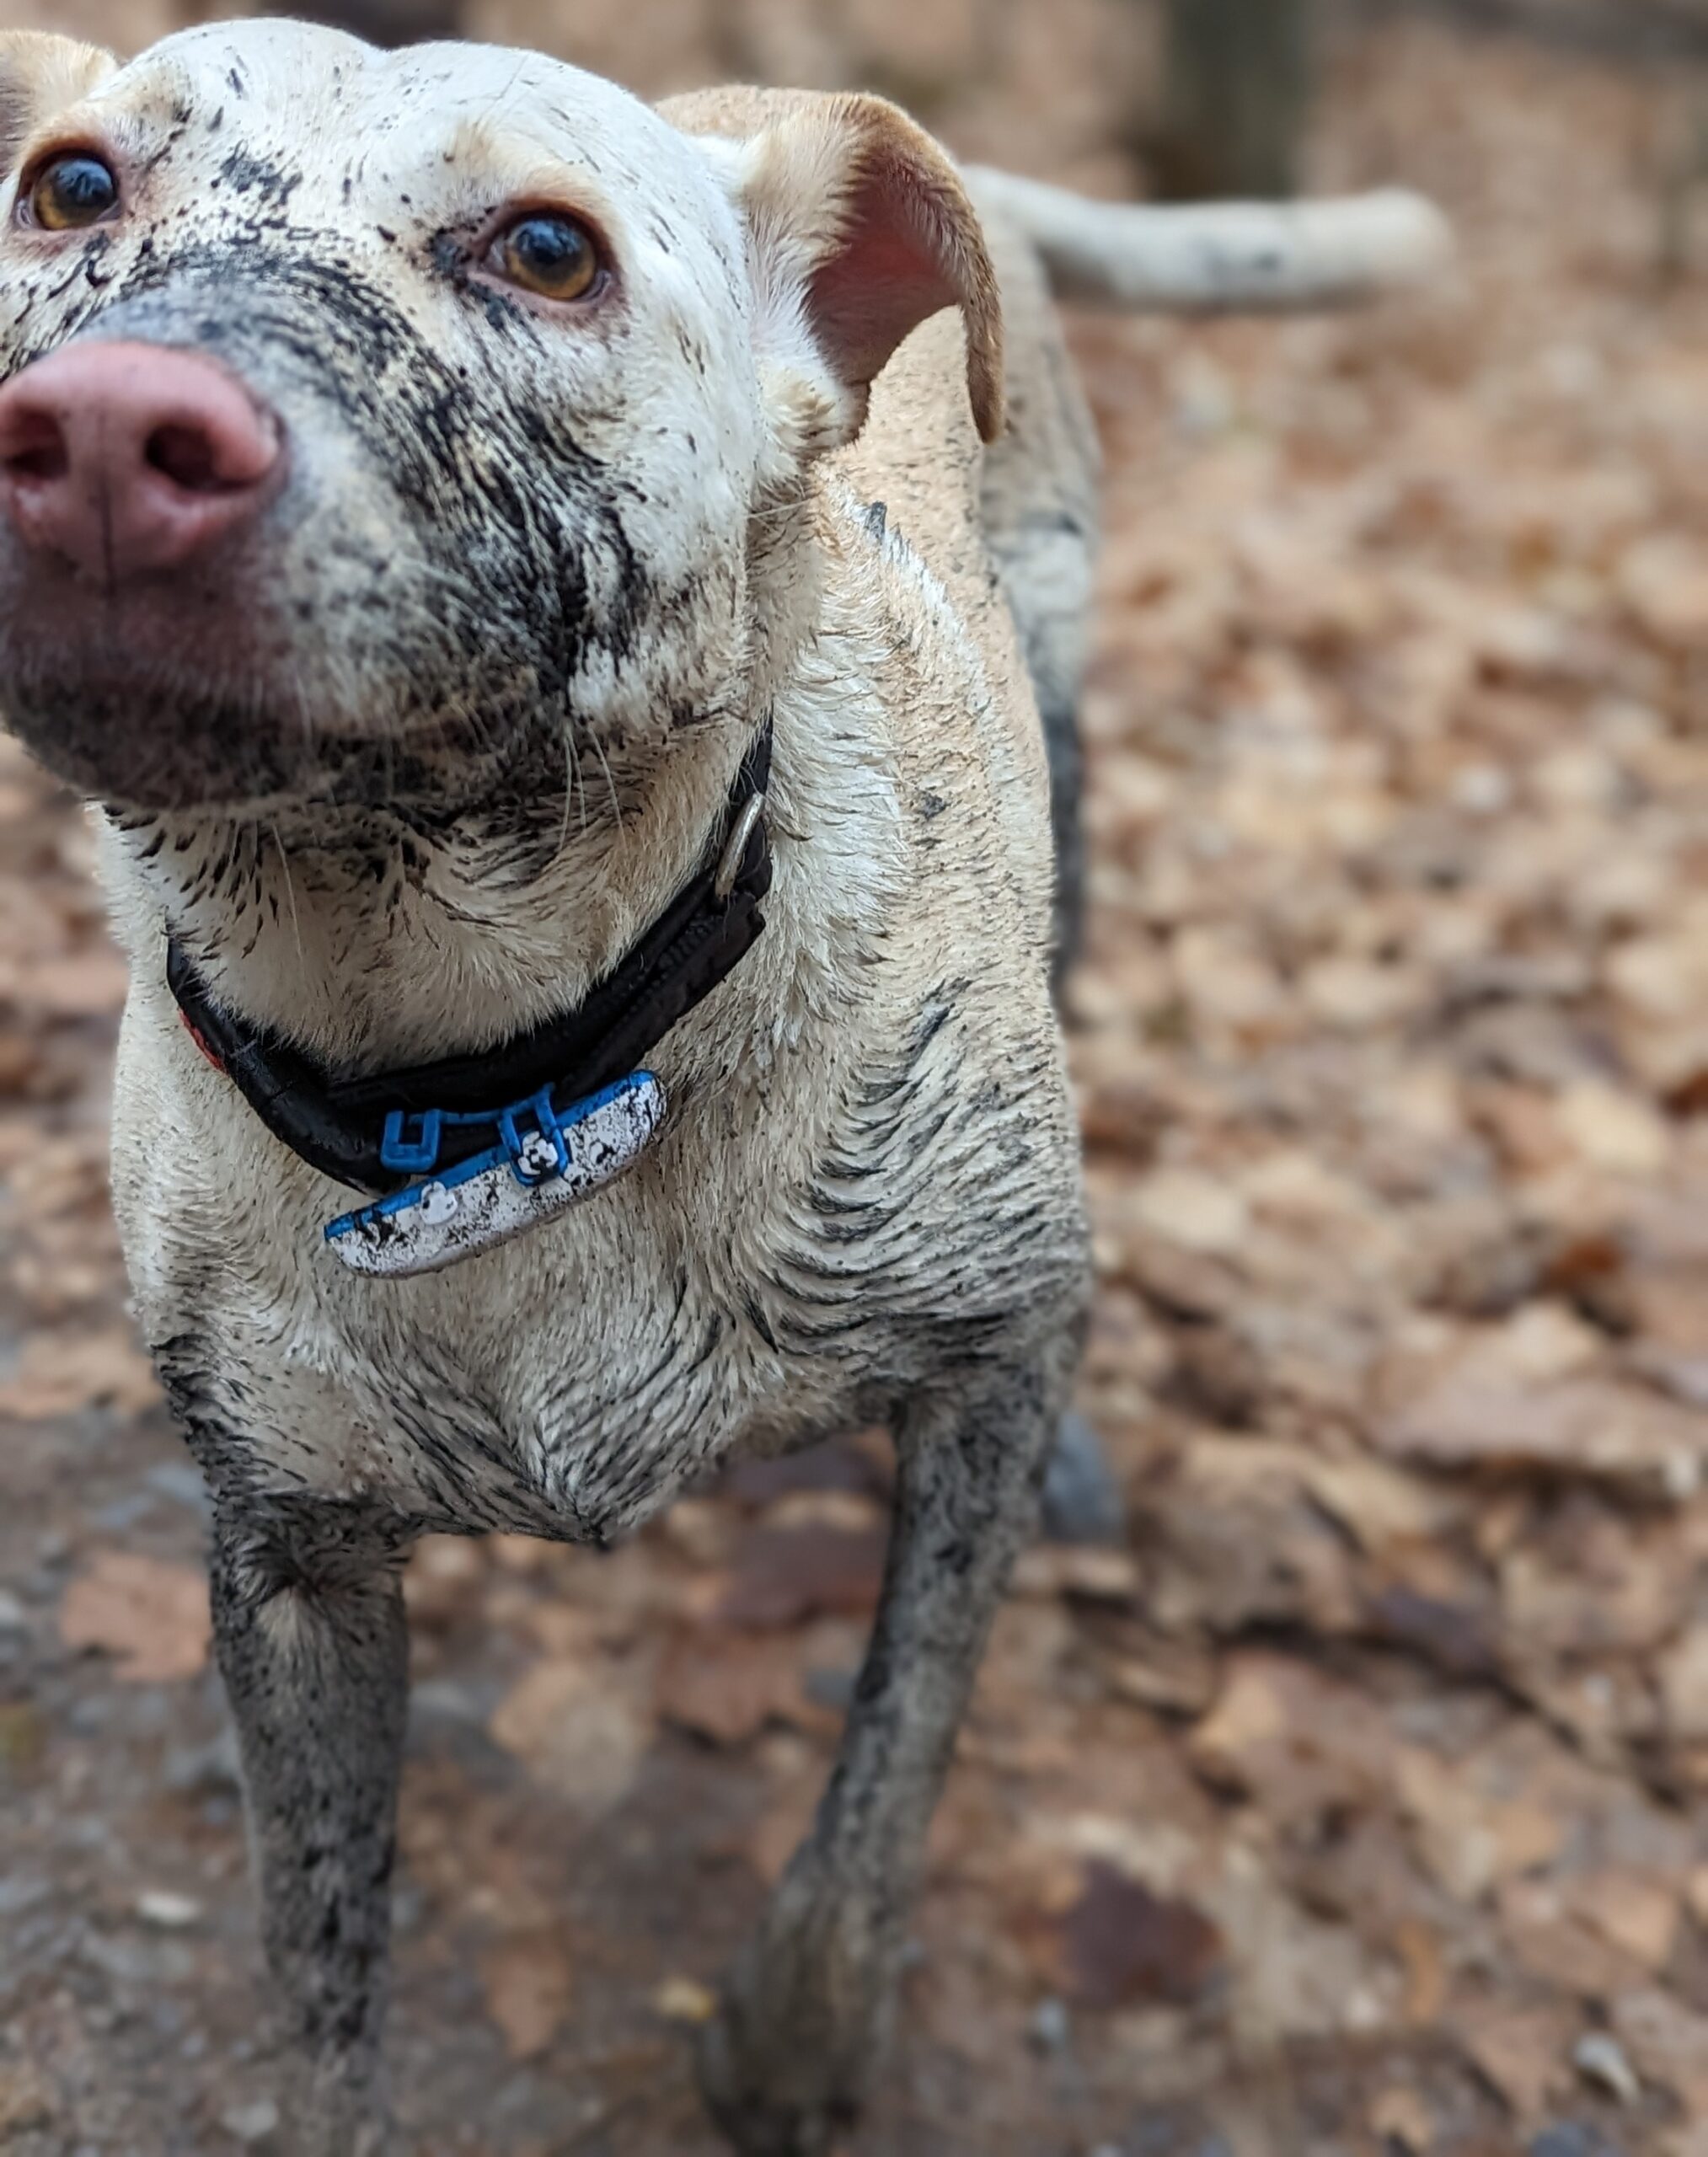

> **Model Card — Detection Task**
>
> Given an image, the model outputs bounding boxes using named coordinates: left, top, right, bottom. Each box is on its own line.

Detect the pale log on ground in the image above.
left=967, top=171, right=1455, bottom=313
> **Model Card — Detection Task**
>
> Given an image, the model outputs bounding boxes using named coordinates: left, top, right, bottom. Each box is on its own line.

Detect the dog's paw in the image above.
left=697, top=2009, right=865, bottom=2157
left=698, top=2053, right=855, bottom=2154
left=694, top=1923, right=884, bottom=2157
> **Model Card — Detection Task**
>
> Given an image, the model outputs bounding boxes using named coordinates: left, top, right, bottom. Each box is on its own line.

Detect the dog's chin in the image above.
left=0, top=666, right=343, bottom=816
left=0, top=570, right=315, bottom=811
left=0, top=570, right=583, bottom=827
left=0, top=661, right=565, bottom=833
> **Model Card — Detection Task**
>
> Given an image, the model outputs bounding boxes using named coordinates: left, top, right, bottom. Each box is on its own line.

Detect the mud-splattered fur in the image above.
left=0, top=27, right=1099, bottom=2157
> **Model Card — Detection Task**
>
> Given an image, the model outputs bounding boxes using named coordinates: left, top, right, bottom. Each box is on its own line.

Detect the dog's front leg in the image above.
left=699, top=1342, right=1074, bottom=2157
left=209, top=1491, right=414, bottom=2156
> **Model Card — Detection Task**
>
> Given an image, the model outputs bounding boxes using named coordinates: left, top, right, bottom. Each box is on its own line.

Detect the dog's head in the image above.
left=0, top=24, right=999, bottom=825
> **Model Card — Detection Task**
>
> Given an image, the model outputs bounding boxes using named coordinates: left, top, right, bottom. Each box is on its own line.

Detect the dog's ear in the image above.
left=0, top=32, right=118, bottom=174
left=712, top=91, right=1004, bottom=465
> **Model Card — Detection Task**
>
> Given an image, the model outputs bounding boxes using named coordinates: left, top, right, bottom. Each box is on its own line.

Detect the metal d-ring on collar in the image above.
left=165, top=720, right=776, bottom=1197
left=715, top=791, right=767, bottom=902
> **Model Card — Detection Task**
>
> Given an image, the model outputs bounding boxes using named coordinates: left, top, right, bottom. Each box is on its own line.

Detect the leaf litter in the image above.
left=3, top=4, right=1708, bottom=2153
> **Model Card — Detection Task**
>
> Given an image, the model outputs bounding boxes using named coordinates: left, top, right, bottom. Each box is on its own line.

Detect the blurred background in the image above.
left=3, top=2, right=1708, bottom=2153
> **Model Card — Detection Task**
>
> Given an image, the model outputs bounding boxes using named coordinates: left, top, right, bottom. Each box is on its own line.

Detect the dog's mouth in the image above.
left=0, top=575, right=349, bottom=811
left=0, top=330, right=449, bottom=812
left=0, top=311, right=613, bottom=821
left=0, top=527, right=559, bottom=816
left=8, top=693, right=342, bottom=821
left=0, top=652, right=550, bottom=820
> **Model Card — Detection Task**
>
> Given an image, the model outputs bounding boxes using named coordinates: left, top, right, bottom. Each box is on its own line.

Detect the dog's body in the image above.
left=103, top=97, right=1097, bottom=1549
left=0, top=24, right=1444, bottom=2152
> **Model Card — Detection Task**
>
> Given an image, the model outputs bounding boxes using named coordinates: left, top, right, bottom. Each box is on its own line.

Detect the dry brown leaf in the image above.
left=719, top=1429, right=891, bottom=1512
left=1096, top=1623, right=1219, bottom=1717
left=1620, top=534, right=1708, bottom=652
left=488, top=1531, right=560, bottom=1574
left=1499, top=1876, right=1646, bottom=2003
left=1126, top=1166, right=1250, bottom=1257
left=488, top=1660, right=648, bottom=1812
left=1499, top=1504, right=1686, bottom=1659
left=1395, top=1746, right=1566, bottom=1908
left=0, top=1326, right=159, bottom=1421
left=59, top=1550, right=210, bottom=1683
left=743, top=1742, right=823, bottom=1887
left=12, top=948, right=130, bottom=1018
left=1379, top=1375, right=1706, bottom=1502
left=1659, top=1624, right=1708, bottom=1745
left=1554, top=1080, right=1671, bottom=1176
left=1561, top=1869, right=1680, bottom=1974
left=1141, top=1442, right=1359, bottom=1638
left=1009, top=1544, right=1140, bottom=1603
left=1393, top=1919, right=1448, bottom=2026
left=402, top=1535, right=486, bottom=1630
left=1368, top=2086, right=1432, bottom=2154
left=715, top=1521, right=887, bottom=1631
left=1188, top=1652, right=1391, bottom=1830
left=479, top=1934, right=572, bottom=2061
left=656, top=1627, right=805, bottom=1747
left=1299, top=1453, right=1452, bottom=1555
left=1458, top=2000, right=1574, bottom=2120
left=1611, top=1987, right=1708, bottom=2117
left=0, top=2061, right=56, bottom=2136
left=1031, top=1860, right=1223, bottom=2010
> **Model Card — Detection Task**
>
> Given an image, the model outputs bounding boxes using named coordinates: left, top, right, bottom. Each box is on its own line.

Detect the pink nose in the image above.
left=0, top=341, right=281, bottom=584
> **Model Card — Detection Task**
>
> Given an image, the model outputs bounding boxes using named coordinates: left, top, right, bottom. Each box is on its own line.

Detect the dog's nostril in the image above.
left=146, top=423, right=226, bottom=494
left=1, top=410, right=70, bottom=484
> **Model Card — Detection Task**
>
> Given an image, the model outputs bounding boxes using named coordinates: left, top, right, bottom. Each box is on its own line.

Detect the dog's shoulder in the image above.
left=824, top=313, right=1054, bottom=929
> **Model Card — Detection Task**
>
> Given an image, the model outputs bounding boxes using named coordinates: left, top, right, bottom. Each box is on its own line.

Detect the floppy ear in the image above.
left=710, top=91, right=1004, bottom=465
left=0, top=32, right=118, bottom=174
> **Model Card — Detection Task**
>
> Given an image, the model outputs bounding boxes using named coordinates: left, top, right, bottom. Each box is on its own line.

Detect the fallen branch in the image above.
left=969, top=169, right=1454, bottom=313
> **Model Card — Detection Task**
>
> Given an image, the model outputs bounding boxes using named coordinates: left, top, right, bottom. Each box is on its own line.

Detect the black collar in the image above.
left=168, top=725, right=774, bottom=1196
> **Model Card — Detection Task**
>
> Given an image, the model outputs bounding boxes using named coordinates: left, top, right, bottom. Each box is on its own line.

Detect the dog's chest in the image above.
left=285, top=1212, right=794, bottom=1539
left=139, top=1136, right=838, bottom=1539
left=124, top=1014, right=1057, bottom=1541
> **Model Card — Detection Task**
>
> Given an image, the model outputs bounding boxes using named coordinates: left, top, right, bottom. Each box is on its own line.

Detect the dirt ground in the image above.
left=3, top=5, right=1708, bottom=2154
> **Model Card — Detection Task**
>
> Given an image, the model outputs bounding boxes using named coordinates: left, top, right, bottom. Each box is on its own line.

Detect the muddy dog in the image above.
left=0, top=24, right=1445, bottom=2153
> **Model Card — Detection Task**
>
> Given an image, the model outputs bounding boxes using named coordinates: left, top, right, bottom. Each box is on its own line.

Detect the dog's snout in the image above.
left=0, top=341, right=282, bottom=583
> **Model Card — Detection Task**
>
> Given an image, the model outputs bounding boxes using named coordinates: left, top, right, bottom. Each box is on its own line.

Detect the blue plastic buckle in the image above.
left=377, top=1090, right=571, bottom=1188
left=495, top=1089, right=570, bottom=1186
left=379, top=1108, right=444, bottom=1175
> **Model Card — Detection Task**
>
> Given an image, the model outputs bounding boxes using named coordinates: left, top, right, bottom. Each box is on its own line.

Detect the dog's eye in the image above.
left=25, top=153, right=120, bottom=233
left=490, top=211, right=601, bottom=302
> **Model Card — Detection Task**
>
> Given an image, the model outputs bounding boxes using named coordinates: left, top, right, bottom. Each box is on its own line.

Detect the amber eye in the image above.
left=26, top=152, right=120, bottom=233
left=490, top=211, right=601, bottom=302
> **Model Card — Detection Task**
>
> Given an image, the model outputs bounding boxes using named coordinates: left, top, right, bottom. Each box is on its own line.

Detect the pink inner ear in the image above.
left=806, top=174, right=959, bottom=398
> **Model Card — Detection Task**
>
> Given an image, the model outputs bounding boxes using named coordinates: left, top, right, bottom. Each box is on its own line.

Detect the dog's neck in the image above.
left=120, top=732, right=758, bottom=1072
left=102, top=484, right=902, bottom=1078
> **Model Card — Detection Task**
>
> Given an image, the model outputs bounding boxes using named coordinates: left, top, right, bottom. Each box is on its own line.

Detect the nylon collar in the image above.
left=167, top=724, right=774, bottom=1196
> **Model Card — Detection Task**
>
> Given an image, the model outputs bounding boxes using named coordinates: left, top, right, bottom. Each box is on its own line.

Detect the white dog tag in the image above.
left=324, top=1072, right=665, bottom=1279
